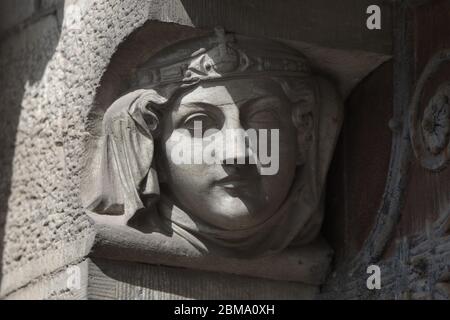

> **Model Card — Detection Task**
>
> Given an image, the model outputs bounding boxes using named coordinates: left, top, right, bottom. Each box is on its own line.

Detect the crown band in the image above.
left=130, top=28, right=311, bottom=89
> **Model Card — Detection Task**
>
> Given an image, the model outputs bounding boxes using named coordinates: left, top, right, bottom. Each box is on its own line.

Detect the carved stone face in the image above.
left=83, top=30, right=342, bottom=260
left=157, top=78, right=298, bottom=230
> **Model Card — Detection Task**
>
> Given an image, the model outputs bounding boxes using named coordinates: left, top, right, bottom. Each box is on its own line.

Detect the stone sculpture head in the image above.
left=83, top=28, right=343, bottom=258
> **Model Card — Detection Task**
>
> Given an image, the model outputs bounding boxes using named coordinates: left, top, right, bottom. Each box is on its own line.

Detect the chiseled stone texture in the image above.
left=88, top=259, right=317, bottom=300
left=0, top=0, right=161, bottom=298
left=5, top=260, right=88, bottom=300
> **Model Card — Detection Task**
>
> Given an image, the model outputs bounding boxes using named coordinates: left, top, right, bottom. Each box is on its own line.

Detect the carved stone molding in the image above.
left=410, top=50, right=450, bottom=171
left=322, top=0, right=450, bottom=295
left=321, top=2, right=415, bottom=297
left=322, top=210, right=450, bottom=299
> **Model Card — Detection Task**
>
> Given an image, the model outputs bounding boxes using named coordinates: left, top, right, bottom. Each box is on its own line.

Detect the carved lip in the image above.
left=214, top=174, right=256, bottom=188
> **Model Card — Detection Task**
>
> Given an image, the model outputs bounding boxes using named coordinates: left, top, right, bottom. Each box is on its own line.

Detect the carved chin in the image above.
left=198, top=186, right=274, bottom=230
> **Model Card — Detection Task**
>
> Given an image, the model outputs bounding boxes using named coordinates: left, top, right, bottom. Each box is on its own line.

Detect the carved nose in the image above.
left=216, top=119, right=251, bottom=165
left=223, top=130, right=250, bottom=164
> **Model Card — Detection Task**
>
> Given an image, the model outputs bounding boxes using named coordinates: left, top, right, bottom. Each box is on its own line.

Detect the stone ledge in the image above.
left=88, top=223, right=333, bottom=286
left=88, top=258, right=318, bottom=299
left=5, top=260, right=88, bottom=300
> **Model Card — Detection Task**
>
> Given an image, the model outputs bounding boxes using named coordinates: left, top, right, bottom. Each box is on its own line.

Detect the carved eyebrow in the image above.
left=179, top=95, right=279, bottom=110
left=240, top=95, right=283, bottom=113
left=178, top=102, right=217, bottom=109
left=172, top=102, right=215, bottom=127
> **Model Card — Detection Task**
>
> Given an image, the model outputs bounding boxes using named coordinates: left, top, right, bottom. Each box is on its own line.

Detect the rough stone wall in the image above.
left=0, top=0, right=172, bottom=298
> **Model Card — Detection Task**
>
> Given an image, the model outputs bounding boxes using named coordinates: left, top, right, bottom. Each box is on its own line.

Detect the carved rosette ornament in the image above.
left=410, top=50, right=450, bottom=171
left=421, top=84, right=450, bottom=155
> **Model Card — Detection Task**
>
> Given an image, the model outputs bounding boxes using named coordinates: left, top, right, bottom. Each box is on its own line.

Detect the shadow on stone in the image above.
left=0, top=0, right=64, bottom=294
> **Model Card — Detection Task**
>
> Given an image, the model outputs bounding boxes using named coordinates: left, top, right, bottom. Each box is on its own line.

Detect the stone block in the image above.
left=88, top=258, right=317, bottom=300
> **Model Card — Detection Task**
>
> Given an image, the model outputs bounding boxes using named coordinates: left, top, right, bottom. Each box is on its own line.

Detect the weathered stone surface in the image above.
left=0, top=14, right=65, bottom=296
left=88, top=258, right=318, bottom=300
left=91, top=224, right=333, bottom=285
left=5, top=260, right=88, bottom=300
left=0, top=0, right=153, bottom=297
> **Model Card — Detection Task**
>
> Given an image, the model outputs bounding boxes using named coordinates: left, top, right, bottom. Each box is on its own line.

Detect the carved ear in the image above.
left=82, top=87, right=175, bottom=225
left=278, top=77, right=316, bottom=165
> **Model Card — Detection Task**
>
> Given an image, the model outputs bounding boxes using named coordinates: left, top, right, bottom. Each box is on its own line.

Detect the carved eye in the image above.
left=182, top=113, right=218, bottom=136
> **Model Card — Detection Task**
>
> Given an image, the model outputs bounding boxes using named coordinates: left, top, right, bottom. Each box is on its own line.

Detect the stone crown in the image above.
left=130, top=27, right=311, bottom=89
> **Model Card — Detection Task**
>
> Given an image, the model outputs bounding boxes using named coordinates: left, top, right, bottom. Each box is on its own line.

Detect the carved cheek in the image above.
left=162, top=129, right=193, bottom=165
